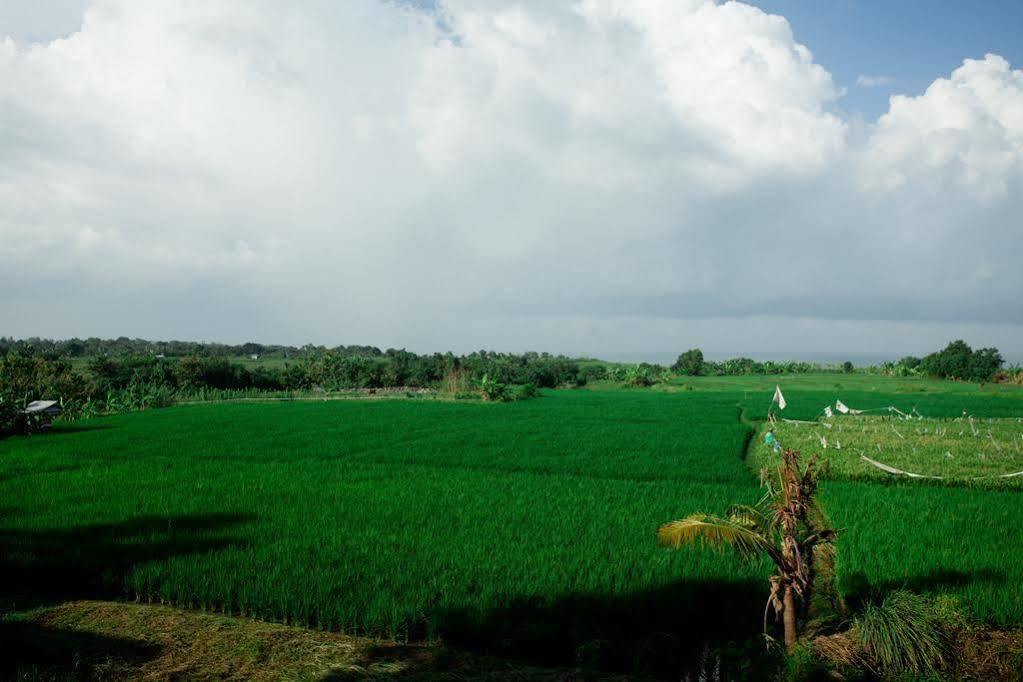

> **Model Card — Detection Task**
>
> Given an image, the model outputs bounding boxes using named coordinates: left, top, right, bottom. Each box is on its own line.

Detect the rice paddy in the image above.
left=757, top=415, right=1023, bottom=485
left=744, top=383, right=1023, bottom=627
left=0, top=391, right=769, bottom=668
left=3, top=377, right=1023, bottom=669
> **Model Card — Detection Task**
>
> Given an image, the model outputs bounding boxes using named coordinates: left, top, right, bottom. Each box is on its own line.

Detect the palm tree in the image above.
left=658, top=448, right=837, bottom=652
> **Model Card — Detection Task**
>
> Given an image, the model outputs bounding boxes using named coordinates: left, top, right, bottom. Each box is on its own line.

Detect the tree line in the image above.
left=2, top=337, right=1013, bottom=436
left=0, top=336, right=385, bottom=360
left=0, top=345, right=584, bottom=434
left=670, top=341, right=1008, bottom=382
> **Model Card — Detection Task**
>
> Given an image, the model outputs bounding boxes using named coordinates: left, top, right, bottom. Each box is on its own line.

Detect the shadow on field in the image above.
left=842, top=567, right=1006, bottom=609
left=423, top=579, right=775, bottom=680
left=0, top=512, right=254, bottom=610
left=46, top=423, right=117, bottom=436
left=0, top=463, right=81, bottom=484
left=0, top=619, right=160, bottom=680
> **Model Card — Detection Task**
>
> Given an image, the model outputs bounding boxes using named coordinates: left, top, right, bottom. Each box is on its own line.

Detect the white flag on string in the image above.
left=773, top=385, right=787, bottom=410
left=824, top=405, right=834, bottom=419
left=835, top=400, right=849, bottom=414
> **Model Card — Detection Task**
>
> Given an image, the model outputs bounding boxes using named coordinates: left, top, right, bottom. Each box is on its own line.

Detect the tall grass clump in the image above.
left=856, top=590, right=953, bottom=675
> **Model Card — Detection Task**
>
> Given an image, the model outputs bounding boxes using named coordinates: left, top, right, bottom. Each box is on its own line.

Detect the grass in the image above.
left=3, top=376, right=1023, bottom=676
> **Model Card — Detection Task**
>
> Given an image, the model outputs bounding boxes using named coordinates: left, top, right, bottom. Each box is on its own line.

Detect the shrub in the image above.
left=578, top=364, right=607, bottom=383
left=478, top=374, right=508, bottom=402
left=672, top=348, right=705, bottom=376
left=512, top=383, right=539, bottom=401
left=920, top=340, right=1003, bottom=382
left=625, top=365, right=656, bottom=387
left=899, top=356, right=921, bottom=370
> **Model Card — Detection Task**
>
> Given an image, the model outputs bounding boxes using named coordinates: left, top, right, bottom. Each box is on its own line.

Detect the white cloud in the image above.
left=865, top=55, right=1023, bottom=196
left=0, top=1, right=1020, bottom=355
left=855, top=74, right=894, bottom=88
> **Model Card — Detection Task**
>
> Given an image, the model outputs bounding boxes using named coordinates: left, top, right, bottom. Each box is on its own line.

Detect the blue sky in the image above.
left=751, top=0, right=1023, bottom=119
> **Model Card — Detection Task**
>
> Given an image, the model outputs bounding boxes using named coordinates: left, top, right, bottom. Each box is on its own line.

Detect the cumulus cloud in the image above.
left=0, top=0, right=1020, bottom=355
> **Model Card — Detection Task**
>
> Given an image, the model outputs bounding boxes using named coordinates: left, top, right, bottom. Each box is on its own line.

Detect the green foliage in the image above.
left=478, top=373, right=508, bottom=401
left=784, top=642, right=828, bottom=681
left=0, top=353, right=89, bottom=434
left=624, top=364, right=659, bottom=387
left=577, top=363, right=607, bottom=383
left=0, top=393, right=19, bottom=436
left=673, top=348, right=705, bottom=376
left=1, top=346, right=576, bottom=431
left=701, top=357, right=821, bottom=376
left=900, top=356, right=922, bottom=371
left=512, top=382, right=539, bottom=400
left=920, top=340, right=1003, bottom=382
left=842, top=361, right=854, bottom=374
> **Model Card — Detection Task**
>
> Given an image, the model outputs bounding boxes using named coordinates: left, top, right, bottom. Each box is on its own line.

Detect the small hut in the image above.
left=24, top=400, right=62, bottom=430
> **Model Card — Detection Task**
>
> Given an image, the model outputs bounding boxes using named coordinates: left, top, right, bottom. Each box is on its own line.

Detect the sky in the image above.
left=750, top=1, right=1023, bottom=120
left=0, top=1, right=1021, bottom=361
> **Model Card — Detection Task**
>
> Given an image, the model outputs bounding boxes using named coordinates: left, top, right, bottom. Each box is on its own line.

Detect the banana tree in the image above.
left=658, top=448, right=837, bottom=651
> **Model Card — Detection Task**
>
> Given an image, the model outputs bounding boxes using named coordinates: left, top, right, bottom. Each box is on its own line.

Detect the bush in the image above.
left=578, top=364, right=607, bottom=383
left=672, top=348, right=704, bottom=376
left=624, top=365, right=656, bottom=387
left=512, top=383, right=539, bottom=401
left=899, top=356, right=921, bottom=370
left=478, top=374, right=508, bottom=402
left=920, top=341, right=1003, bottom=382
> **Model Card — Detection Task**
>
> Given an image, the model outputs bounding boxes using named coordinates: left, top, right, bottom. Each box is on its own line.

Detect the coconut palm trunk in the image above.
left=783, top=585, right=798, bottom=650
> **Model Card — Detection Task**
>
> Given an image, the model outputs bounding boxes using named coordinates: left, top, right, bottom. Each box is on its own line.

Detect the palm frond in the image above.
left=658, top=514, right=772, bottom=562
left=727, top=503, right=772, bottom=533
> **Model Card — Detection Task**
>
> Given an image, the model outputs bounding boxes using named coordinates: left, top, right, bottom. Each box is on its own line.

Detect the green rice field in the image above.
left=758, top=415, right=1023, bottom=485
left=3, top=377, right=1023, bottom=669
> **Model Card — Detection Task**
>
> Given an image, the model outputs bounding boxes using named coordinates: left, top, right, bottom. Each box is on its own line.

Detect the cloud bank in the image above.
left=1, top=0, right=1021, bottom=355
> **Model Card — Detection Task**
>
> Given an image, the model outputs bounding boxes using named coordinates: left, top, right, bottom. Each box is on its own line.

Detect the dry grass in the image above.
left=813, top=625, right=1023, bottom=680
left=8, top=600, right=624, bottom=681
